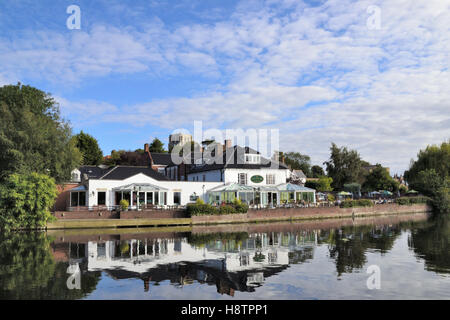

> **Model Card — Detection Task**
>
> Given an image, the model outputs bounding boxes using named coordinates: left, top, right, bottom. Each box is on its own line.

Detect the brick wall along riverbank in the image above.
left=54, top=209, right=188, bottom=220
left=53, top=210, right=119, bottom=219
left=53, top=203, right=431, bottom=225
left=190, top=203, right=432, bottom=225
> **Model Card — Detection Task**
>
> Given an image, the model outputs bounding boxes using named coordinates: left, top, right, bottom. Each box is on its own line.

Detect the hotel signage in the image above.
left=251, top=175, right=264, bottom=183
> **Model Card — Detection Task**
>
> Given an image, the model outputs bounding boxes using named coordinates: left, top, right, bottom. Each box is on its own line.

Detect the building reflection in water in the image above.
left=51, top=217, right=440, bottom=297
left=54, top=231, right=318, bottom=296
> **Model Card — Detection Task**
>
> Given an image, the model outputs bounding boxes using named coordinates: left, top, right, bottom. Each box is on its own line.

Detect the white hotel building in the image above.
left=67, top=144, right=315, bottom=210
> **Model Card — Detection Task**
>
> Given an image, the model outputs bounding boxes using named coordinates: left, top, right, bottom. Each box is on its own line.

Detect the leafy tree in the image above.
left=73, top=131, right=103, bottom=165
left=149, top=138, right=167, bottom=153
left=0, top=84, right=81, bottom=183
left=103, top=149, right=125, bottom=166
left=362, top=164, right=399, bottom=192
left=399, top=184, right=408, bottom=194
left=282, top=152, right=311, bottom=177
left=306, top=176, right=333, bottom=192
left=410, top=169, right=449, bottom=213
left=404, top=141, right=450, bottom=183
left=311, top=165, right=325, bottom=178
left=405, top=141, right=450, bottom=213
left=324, top=143, right=364, bottom=190
left=103, top=149, right=150, bottom=166
left=344, top=183, right=362, bottom=194
left=0, top=172, right=57, bottom=230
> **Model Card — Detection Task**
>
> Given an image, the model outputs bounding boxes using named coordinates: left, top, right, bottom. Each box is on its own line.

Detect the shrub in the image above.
left=396, top=196, right=431, bottom=205
left=340, top=199, right=374, bottom=208
left=0, top=173, right=57, bottom=231
left=119, top=199, right=129, bottom=211
left=327, top=194, right=335, bottom=202
left=186, top=203, right=218, bottom=216
left=395, top=197, right=410, bottom=205
left=340, top=200, right=353, bottom=208
left=234, top=203, right=249, bottom=213
left=219, top=205, right=236, bottom=215
left=195, top=198, right=205, bottom=205
left=233, top=198, right=242, bottom=206
left=186, top=202, right=249, bottom=216
left=356, top=199, right=374, bottom=207
left=409, top=196, right=431, bottom=204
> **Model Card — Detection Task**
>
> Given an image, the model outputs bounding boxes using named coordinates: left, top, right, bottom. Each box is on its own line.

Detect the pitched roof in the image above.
left=150, top=153, right=175, bottom=166
left=79, top=165, right=114, bottom=179
left=99, top=166, right=170, bottom=181
left=292, top=170, right=307, bottom=179
left=188, top=145, right=288, bottom=173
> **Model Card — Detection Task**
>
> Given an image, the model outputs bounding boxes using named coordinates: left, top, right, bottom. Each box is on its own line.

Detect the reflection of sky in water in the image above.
left=84, top=230, right=450, bottom=300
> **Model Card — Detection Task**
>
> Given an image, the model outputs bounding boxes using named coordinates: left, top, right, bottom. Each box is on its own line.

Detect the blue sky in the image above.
left=0, top=0, right=449, bottom=174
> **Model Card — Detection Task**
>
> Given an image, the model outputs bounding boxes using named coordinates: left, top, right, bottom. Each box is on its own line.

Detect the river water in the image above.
left=0, top=213, right=449, bottom=299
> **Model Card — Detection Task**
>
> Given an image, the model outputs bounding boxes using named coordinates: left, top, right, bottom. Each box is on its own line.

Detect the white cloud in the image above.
left=1, top=0, right=449, bottom=174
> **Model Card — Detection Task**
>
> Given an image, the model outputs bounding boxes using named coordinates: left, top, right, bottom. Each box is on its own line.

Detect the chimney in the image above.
left=216, top=142, right=223, bottom=156
left=224, top=139, right=232, bottom=150
left=144, top=143, right=154, bottom=168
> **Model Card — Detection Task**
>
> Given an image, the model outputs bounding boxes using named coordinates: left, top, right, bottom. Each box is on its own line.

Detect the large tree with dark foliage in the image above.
left=405, top=141, right=450, bottom=213
left=281, top=152, right=312, bottom=177
left=149, top=138, right=167, bottom=153
left=73, top=131, right=103, bottom=165
left=323, top=143, right=364, bottom=190
left=311, top=165, right=325, bottom=178
left=0, top=83, right=81, bottom=183
left=362, top=164, right=399, bottom=192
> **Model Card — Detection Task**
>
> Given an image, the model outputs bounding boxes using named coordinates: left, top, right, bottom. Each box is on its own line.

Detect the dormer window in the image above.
left=245, top=154, right=260, bottom=164
left=71, top=169, right=81, bottom=182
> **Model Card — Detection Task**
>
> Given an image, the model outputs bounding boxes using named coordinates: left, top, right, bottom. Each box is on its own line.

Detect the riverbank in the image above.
left=46, top=203, right=432, bottom=230
left=47, top=211, right=430, bottom=243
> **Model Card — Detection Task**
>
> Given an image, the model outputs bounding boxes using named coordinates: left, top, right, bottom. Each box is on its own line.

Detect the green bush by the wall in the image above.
left=186, top=202, right=249, bottom=216
left=219, top=205, right=236, bottom=215
left=340, top=199, right=374, bottom=208
left=119, top=199, right=129, bottom=211
left=395, top=196, right=430, bottom=205
left=234, top=203, right=249, bottom=213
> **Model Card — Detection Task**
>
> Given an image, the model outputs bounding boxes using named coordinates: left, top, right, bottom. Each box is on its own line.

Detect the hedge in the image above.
left=186, top=203, right=249, bottom=216
left=395, top=196, right=430, bottom=205
left=340, top=199, right=374, bottom=208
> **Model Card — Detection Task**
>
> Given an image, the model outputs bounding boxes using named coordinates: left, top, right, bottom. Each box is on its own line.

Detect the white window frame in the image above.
left=266, top=174, right=275, bottom=185
left=238, top=173, right=248, bottom=185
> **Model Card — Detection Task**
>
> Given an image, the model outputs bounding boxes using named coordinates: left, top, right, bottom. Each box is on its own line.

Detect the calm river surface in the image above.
left=0, top=213, right=449, bottom=300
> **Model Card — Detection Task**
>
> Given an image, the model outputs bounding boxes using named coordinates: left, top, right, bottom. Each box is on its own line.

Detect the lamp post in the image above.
left=138, top=186, right=142, bottom=210
left=134, top=186, right=142, bottom=211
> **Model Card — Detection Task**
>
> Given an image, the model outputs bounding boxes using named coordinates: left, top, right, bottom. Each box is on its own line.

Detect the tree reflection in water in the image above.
left=326, top=224, right=402, bottom=276
left=0, top=214, right=448, bottom=299
left=0, top=232, right=100, bottom=299
left=409, top=215, right=450, bottom=274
